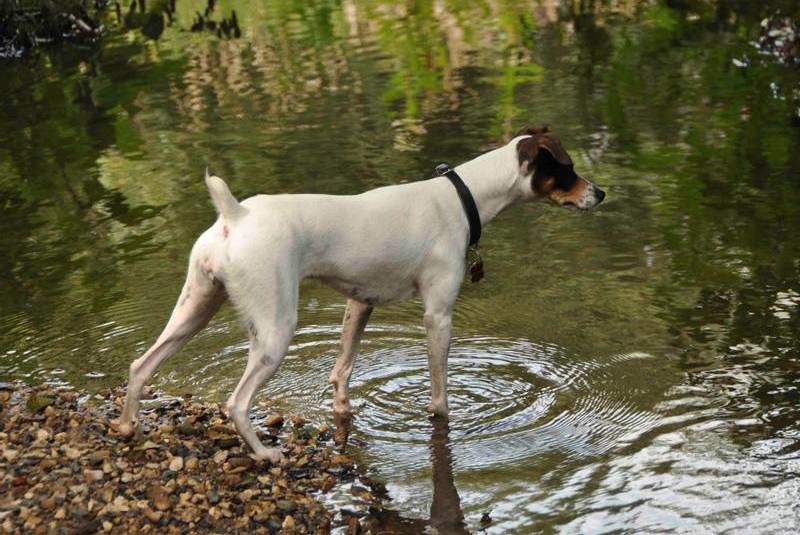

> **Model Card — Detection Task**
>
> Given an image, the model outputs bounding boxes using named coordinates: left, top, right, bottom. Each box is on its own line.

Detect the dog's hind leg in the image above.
left=118, top=258, right=225, bottom=437
left=328, top=299, right=373, bottom=416
left=225, top=280, right=298, bottom=463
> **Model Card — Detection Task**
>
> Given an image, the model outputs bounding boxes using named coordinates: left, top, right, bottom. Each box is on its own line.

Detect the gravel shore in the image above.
left=0, top=382, right=390, bottom=534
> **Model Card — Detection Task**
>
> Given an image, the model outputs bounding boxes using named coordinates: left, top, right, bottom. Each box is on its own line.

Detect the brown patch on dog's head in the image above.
left=515, top=125, right=573, bottom=170
left=515, top=125, right=605, bottom=209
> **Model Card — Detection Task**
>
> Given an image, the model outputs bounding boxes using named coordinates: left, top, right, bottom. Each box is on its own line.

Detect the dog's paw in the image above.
left=426, top=402, right=449, bottom=418
left=112, top=419, right=137, bottom=438
left=332, top=400, right=352, bottom=416
left=252, top=446, right=283, bottom=464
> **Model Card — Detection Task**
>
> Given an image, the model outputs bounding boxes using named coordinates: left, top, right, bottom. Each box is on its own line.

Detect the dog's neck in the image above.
left=453, top=140, right=527, bottom=225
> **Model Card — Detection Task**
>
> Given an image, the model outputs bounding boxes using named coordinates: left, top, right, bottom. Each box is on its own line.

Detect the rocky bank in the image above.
left=0, top=382, right=391, bottom=534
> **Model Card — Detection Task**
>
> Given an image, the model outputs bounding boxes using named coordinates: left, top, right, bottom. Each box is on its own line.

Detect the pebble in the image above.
left=480, top=511, right=493, bottom=528
left=351, top=485, right=374, bottom=502
left=168, top=456, right=184, bottom=471
left=83, top=469, right=104, bottom=482
left=87, top=450, right=109, bottom=466
left=289, top=415, right=306, bottom=427
left=265, top=414, right=284, bottom=427
left=228, top=456, right=253, bottom=470
left=144, top=507, right=163, bottom=523
left=216, top=437, right=239, bottom=449
left=332, top=453, right=353, bottom=465
left=148, top=485, right=172, bottom=511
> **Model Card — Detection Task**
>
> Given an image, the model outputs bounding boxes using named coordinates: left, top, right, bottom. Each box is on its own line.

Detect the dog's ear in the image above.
left=516, top=125, right=572, bottom=174
left=514, top=124, right=549, bottom=138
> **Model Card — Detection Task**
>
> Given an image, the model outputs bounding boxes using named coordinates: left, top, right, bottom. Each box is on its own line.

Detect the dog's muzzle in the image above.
left=572, top=183, right=605, bottom=210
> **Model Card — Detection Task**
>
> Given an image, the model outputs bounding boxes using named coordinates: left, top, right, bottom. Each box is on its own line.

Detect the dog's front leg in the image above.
left=423, top=308, right=453, bottom=417
left=328, top=299, right=373, bottom=415
left=420, top=268, right=462, bottom=418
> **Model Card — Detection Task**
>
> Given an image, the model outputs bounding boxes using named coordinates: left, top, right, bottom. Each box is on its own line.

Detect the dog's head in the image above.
left=515, top=125, right=605, bottom=210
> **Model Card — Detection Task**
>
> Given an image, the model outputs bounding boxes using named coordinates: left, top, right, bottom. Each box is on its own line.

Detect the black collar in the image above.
left=435, top=164, right=481, bottom=247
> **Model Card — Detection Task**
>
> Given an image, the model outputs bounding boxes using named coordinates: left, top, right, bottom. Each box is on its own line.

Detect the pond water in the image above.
left=2, top=1, right=800, bottom=532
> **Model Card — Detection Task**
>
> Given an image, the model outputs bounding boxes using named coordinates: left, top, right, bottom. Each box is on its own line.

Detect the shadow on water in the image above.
left=427, top=417, right=469, bottom=535
left=333, top=414, right=468, bottom=534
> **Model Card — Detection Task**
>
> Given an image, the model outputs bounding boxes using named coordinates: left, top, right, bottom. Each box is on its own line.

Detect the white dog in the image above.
left=117, top=126, right=605, bottom=462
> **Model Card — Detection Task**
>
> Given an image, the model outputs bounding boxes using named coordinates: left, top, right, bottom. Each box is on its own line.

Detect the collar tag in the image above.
left=468, top=245, right=484, bottom=283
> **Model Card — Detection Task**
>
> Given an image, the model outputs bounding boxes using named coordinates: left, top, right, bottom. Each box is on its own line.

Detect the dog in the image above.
left=117, top=125, right=605, bottom=462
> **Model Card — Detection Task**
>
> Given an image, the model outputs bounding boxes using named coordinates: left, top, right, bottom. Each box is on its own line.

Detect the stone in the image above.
left=351, top=485, right=373, bottom=502
left=277, top=499, right=297, bottom=513
left=265, top=414, right=284, bottom=427
left=147, top=485, right=172, bottom=512
left=177, top=424, right=195, bottom=436
left=25, top=395, right=54, bottom=413
left=216, top=437, right=239, bottom=449
left=228, top=456, right=253, bottom=471
left=331, top=453, right=352, bottom=465
left=110, top=496, right=130, bottom=513
left=168, top=456, right=184, bottom=472
left=213, top=450, right=228, bottom=465
left=144, top=507, right=163, bottom=523
left=87, top=450, right=109, bottom=466
left=83, top=469, right=104, bottom=482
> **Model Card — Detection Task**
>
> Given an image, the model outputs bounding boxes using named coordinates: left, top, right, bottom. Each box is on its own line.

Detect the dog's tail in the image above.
left=205, top=168, right=247, bottom=221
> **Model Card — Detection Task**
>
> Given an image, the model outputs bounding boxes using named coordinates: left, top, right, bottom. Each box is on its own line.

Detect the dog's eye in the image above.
left=553, top=168, right=578, bottom=191
left=532, top=173, right=555, bottom=194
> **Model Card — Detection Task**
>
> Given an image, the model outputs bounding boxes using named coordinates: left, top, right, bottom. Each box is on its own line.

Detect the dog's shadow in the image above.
left=333, top=414, right=469, bottom=533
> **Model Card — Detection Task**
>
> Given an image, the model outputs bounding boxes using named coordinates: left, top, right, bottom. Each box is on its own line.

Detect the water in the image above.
left=2, top=1, right=800, bottom=532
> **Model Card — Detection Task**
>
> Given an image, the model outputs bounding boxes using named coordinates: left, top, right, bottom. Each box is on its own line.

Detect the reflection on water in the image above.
left=2, top=0, right=800, bottom=532
left=332, top=413, right=468, bottom=534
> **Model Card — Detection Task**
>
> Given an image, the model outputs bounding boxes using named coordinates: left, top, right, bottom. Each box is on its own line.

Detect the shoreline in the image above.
left=0, top=382, right=397, bottom=534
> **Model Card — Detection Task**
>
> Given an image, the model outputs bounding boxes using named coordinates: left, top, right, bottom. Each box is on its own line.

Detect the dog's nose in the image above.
left=595, top=188, right=606, bottom=203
